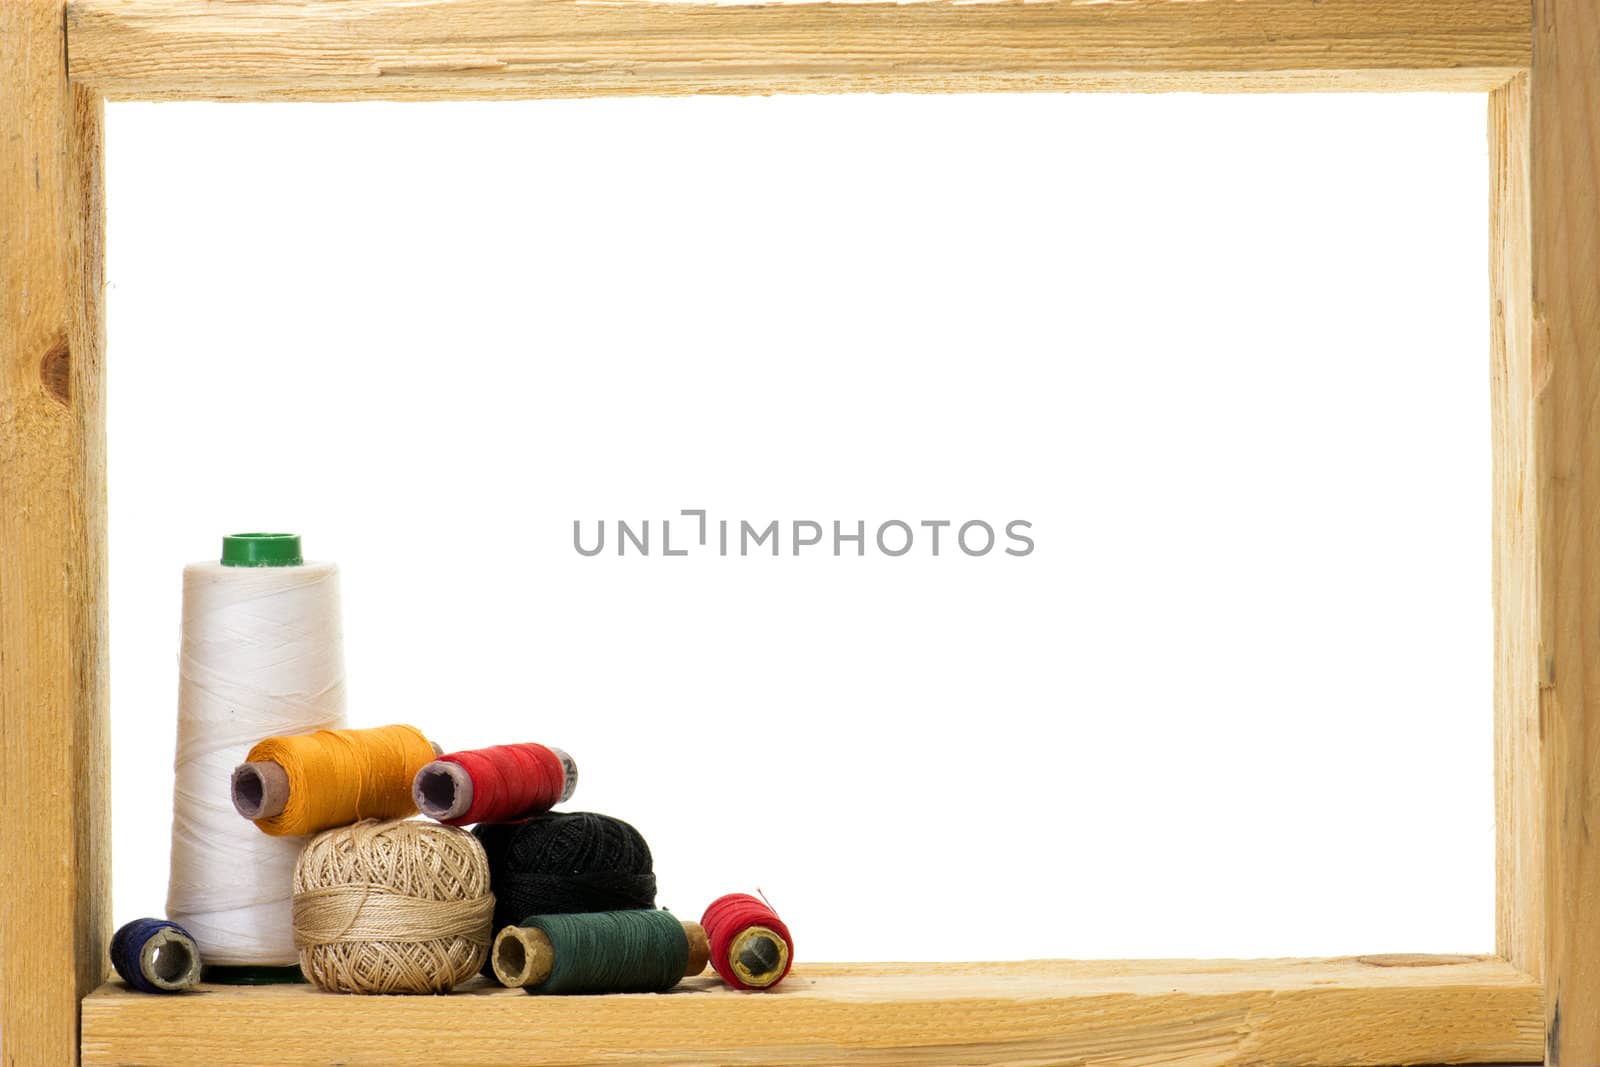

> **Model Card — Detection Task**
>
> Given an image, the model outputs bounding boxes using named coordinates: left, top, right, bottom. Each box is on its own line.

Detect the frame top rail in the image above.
left=67, top=0, right=1531, bottom=101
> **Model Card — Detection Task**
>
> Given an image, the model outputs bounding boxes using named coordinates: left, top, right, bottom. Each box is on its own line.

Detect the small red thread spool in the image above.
left=412, top=743, right=578, bottom=826
left=701, top=893, right=793, bottom=990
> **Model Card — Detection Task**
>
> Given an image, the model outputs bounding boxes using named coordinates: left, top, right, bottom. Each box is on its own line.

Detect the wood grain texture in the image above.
left=0, top=1, right=109, bottom=1064
left=1531, top=0, right=1600, bottom=1062
left=64, top=0, right=1532, bottom=101
left=81, top=957, right=1543, bottom=1066
left=1492, top=72, right=1541, bottom=986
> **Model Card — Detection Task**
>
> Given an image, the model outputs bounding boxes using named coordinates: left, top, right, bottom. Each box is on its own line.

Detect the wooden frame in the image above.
left=0, top=0, right=1591, bottom=1063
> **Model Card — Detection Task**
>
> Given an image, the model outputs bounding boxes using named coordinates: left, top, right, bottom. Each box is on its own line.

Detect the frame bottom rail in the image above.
left=81, top=955, right=1543, bottom=1066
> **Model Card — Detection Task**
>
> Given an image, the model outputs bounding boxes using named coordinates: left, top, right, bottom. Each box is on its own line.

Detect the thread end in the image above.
left=231, top=760, right=290, bottom=821
left=413, top=760, right=473, bottom=822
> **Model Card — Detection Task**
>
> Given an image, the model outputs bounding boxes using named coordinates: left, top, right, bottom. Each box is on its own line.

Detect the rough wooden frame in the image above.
left=0, top=0, right=1590, bottom=1063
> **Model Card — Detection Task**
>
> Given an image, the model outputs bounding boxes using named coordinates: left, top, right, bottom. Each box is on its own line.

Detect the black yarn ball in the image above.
left=474, top=811, right=658, bottom=972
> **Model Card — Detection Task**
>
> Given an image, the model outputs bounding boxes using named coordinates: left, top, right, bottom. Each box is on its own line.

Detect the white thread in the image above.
left=166, top=560, right=347, bottom=965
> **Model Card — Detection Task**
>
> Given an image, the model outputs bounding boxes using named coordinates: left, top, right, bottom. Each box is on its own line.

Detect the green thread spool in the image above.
left=492, top=910, right=709, bottom=994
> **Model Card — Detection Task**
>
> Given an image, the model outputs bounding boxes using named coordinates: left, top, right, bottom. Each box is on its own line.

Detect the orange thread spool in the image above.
left=234, top=725, right=438, bottom=836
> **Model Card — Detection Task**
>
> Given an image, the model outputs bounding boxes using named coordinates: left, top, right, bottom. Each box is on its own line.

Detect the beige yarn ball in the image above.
left=292, top=819, right=494, bottom=994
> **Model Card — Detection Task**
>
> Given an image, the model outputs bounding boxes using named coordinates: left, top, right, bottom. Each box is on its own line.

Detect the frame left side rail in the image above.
left=1, top=1, right=110, bottom=1064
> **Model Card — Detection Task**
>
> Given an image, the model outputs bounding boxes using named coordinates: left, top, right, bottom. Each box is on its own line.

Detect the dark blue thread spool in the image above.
left=110, top=918, right=203, bottom=993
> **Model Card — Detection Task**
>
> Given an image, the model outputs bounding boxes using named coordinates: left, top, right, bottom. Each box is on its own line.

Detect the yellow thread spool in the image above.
left=232, top=724, right=438, bottom=836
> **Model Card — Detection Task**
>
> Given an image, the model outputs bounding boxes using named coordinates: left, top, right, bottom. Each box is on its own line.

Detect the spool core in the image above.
left=728, top=925, right=790, bottom=988
left=221, top=533, right=303, bottom=567
left=413, top=760, right=474, bottom=822
left=492, top=926, right=556, bottom=988
left=684, top=920, right=711, bottom=977
left=138, top=927, right=203, bottom=992
left=230, top=760, right=290, bottom=820
left=550, top=747, right=579, bottom=803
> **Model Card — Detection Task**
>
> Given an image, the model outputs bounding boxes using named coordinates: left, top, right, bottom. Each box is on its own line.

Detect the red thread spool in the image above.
left=412, top=743, right=578, bottom=826
left=701, top=893, right=793, bottom=990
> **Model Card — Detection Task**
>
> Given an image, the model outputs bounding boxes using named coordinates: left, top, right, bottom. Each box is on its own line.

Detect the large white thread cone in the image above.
left=166, top=556, right=347, bottom=965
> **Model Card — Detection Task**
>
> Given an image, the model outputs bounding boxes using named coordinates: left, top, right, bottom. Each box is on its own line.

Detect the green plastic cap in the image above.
left=221, top=533, right=303, bottom=567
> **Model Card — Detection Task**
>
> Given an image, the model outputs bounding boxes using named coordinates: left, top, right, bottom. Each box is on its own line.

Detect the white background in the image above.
left=107, top=94, right=1491, bottom=962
